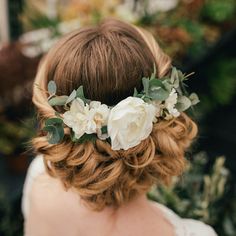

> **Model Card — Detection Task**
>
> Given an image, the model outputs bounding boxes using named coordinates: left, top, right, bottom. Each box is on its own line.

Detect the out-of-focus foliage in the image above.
left=0, top=118, right=35, bottom=156
left=201, top=0, right=236, bottom=23
left=20, top=0, right=60, bottom=31
left=0, top=188, right=23, bottom=236
left=20, top=0, right=123, bottom=31
left=198, top=58, right=236, bottom=114
left=208, top=59, right=236, bottom=106
left=148, top=154, right=235, bottom=236
left=137, top=0, right=236, bottom=62
left=20, top=0, right=236, bottom=63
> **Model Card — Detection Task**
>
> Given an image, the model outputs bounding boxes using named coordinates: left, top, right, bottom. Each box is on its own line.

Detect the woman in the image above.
left=22, top=19, right=217, bottom=236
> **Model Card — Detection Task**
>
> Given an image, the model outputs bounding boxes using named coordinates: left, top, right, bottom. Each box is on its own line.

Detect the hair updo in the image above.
left=32, top=19, right=198, bottom=211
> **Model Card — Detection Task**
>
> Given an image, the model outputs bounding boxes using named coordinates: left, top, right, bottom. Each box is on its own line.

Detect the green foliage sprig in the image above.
left=133, top=66, right=200, bottom=112
left=42, top=82, right=90, bottom=144
left=43, top=118, right=64, bottom=144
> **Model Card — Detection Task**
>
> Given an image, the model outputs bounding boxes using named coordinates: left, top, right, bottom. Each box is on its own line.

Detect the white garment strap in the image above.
left=155, top=203, right=217, bottom=236
left=22, top=155, right=45, bottom=219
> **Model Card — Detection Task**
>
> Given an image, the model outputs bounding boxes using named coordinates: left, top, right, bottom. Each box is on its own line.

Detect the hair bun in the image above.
left=32, top=19, right=198, bottom=211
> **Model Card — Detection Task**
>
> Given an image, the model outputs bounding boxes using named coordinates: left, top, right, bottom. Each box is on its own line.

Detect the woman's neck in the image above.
left=79, top=193, right=149, bottom=216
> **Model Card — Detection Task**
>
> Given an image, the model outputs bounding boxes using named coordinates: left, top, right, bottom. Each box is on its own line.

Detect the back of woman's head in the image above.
left=32, top=19, right=198, bottom=211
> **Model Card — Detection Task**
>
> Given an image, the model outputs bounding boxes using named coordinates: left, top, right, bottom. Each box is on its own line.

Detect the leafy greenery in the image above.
left=47, top=80, right=57, bottom=95
left=137, top=0, right=236, bottom=64
left=134, top=66, right=199, bottom=111
left=0, top=188, right=23, bottom=236
left=0, top=118, right=36, bottom=156
left=201, top=0, right=236, bottom=23
left=209, top=59, right=236, bottom=106
left=43, top=118, right=64, bottom=144
left=48, top=96, right=69, bottom=106
left=47, top=82, right=88, bottom=107
left=20, top=1, right=60, bottom=32
left=44, top=83, right=93, bottom=144
left=198, top=58, right=236, bottom=114
left=148, top=153, right=235, bottom=236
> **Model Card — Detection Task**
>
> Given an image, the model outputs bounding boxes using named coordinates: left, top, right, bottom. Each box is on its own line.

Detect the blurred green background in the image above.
left=0, top=0, right=235, bottom=235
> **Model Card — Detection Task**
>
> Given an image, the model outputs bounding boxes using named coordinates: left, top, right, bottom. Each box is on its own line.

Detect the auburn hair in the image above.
left=32, top=19, right=198, bottom=211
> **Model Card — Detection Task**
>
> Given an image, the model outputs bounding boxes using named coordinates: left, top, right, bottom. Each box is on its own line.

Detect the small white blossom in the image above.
left=63, top=98, right=90, bottom=139
left=63, top=98, right=110, bottom=139
left=151, top=100, right=163, bottom=118
left=89, top=101, right=110, bottom=139
left=164, top=88, right=180, bottom=118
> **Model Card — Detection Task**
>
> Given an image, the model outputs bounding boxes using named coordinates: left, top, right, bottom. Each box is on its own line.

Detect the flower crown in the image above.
left=41, top=66, right=199, bottom=150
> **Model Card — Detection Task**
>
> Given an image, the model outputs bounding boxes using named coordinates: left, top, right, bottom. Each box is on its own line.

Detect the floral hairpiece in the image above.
left=41, top=66, right=199, bottom=150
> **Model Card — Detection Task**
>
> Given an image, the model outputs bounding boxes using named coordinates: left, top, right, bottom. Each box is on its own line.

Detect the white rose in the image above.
left=164, top=88, right=180, bottom=118
left=63, top=98, right=91, bottom=139
left=107, top=97, right=156, bottom=150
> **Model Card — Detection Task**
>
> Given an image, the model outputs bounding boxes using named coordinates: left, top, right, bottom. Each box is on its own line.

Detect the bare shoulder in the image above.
left=29, top=171, right=80, bottom=218
left=25, top=171, right=83, bottom=235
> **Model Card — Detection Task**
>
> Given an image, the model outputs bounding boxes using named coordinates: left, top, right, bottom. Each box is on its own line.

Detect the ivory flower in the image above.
left=151, top=100, right=163, bottom=118
left=107, top=97, right=156, bottom=150
left=89, top=101, right=110, bottom=139
left=63, top=98, right=91, bottom=139
left=164, top=88, right=180, bottom=118
left=63, top=99, right=110, bottom=139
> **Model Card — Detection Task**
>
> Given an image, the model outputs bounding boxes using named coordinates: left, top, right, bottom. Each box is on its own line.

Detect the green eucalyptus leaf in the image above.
left=176, top=96, right=192, bottom=111
left=101, top=126, right=108, bottom=134
left=149, top=78, right=164, bottom=88
left=189, top=93, right=200, bottom=105
left=133, top=88, right=138, bottom=97
left=48, top=80, right=57, bottom=95
left=176, top=86, right=183, bottom=96
left=173, top=77, right=180, bottom=89
left=170, top=67, right=178, bottom=84
left=162, top=80, right=172, bottom=92
left=142, top=77, right=150, bottom=95
left=149, top=79, right=169, bottom=101
left=70, top=131, right=79, bottom=142
left=143, top=97, right=152, bottom=103
left=51, top=125, right=64, bottom=144
left=76, top=86, right=85, bottom=98
left=135, top=93, right=144, bottom=98
left=43, top=124, right=64, bottom=144
left=66, top=90, right=77, bottom=104
left=160, top=76, right=170, bottom=81
left=149, top=87, right=169, bottom=101
left=43, top=125, right=57, bottom=135
left=48, top=95, right=69, bottom=106
left=177, top=70, right=185, bottom=82
left=45, top=117, right=63, bottom=126
left=76, top=86, right=90, bottom=104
